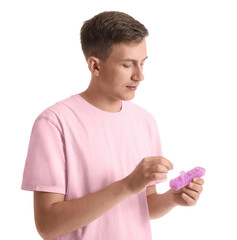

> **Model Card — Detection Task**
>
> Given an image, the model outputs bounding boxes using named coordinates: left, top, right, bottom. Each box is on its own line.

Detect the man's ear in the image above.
left=87, top=56, right=101, bottom=77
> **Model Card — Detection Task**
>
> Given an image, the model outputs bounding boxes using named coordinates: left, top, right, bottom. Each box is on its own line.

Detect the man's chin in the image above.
left=122, top=95, right=135, bottom=101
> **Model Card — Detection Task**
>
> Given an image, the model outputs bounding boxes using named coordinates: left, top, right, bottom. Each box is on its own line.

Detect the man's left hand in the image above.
left=170, top=177, right=204, bottom=206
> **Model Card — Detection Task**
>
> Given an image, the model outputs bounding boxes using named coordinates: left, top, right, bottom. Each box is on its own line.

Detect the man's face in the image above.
left=98, top=39, right=148, bottom=101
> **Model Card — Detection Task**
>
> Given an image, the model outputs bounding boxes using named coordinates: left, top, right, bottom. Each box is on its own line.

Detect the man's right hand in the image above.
left=124, top=156, right=173, bottom=195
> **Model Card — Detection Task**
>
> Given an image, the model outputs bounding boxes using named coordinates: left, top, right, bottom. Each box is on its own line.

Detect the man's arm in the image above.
left=34, top=178, right=132, bottom=240
left=34, top=156, right=172, bottom=239
left=147, top=189, right=177, bottom=219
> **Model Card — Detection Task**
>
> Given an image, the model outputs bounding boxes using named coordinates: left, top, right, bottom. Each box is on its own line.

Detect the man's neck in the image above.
left=79, top=90, right=122, bottom=113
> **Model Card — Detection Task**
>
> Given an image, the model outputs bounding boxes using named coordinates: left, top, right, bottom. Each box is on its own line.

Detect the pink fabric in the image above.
left=21, top=93, right=163, bottom=240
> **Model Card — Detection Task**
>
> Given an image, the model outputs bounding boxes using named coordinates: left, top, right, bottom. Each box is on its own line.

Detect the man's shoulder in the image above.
left=36, top=95, right=76, bottom=126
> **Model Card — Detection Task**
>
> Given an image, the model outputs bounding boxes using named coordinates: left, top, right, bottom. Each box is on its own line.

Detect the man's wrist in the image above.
left=119, top=177, right=134, bottom=197
left=166, top=189, right=178, bottom=207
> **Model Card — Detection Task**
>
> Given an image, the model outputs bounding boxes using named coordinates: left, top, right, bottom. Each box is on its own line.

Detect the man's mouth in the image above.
left=126, top=86, right=137, bottom=90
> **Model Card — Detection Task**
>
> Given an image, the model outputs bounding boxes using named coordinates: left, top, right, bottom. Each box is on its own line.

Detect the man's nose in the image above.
left=131, top=65, right=144, bottom=81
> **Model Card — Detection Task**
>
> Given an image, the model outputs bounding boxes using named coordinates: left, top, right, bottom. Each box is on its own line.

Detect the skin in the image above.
left=34, top=39, right=205, bottom=239
left=79, top=39, right=147, bottom=112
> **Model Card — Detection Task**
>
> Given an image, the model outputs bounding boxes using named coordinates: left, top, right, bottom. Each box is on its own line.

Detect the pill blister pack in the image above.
left=169, top=166, right=205, bottom=190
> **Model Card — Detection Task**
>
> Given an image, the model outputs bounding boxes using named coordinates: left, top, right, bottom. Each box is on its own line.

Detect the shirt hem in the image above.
left=21, top=185, right=66, bottom=194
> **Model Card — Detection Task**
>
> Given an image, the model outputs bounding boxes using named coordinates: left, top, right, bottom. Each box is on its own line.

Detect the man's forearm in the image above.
left=147, top=189, right=177, bottom=219
left=38, top=179, right=132, bottom=240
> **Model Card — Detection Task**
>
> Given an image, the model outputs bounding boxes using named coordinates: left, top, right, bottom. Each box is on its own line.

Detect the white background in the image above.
left=1, top=0, right=236, bottom=239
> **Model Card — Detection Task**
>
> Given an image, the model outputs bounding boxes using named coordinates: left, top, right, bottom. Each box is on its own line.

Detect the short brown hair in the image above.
left=80, top=11, right=149, bottom=62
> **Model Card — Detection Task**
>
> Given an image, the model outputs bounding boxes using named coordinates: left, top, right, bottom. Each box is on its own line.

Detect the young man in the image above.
left=21, top=11, right=204, bottom=240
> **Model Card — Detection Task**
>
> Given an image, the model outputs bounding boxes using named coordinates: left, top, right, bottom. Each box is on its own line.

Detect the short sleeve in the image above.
left=21, top=116, right=66, bottom=194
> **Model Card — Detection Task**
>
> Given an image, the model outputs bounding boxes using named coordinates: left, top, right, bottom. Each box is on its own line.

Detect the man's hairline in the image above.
left=86, top=38, right=148, bottom=63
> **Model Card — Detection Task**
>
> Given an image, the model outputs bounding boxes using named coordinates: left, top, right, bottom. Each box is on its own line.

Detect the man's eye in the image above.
left=123, top=64, right=132, bottom=68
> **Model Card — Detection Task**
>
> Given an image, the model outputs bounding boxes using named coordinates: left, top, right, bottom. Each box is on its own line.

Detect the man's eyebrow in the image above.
left=121, top=56, right=148, bottom=62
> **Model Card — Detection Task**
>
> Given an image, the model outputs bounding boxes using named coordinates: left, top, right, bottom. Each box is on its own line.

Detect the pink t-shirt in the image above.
left=21, top=93, right=163, bottom=240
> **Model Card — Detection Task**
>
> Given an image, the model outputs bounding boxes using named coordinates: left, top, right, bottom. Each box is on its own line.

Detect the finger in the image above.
left=182, top=193, right=197, bottom=206
left=193, top=177, right=204, bottom=185
left=144, top=157, right=173, bottom=171
left=187, top=182, right=203, bottom=194
left=150, top=164, right=169, bottom=174
left=159, top=157, right=173, bottom=170
left=150, top=172, right=167, bottom=181
left=183, top=187, right=199, bottom=201
left=148, top=156, right=173, bottom=170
